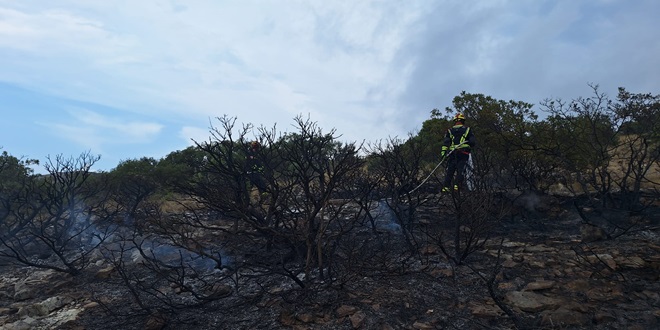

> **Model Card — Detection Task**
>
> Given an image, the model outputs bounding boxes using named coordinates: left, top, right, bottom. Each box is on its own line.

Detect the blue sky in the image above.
left=1, top=0, right=659, bottom=173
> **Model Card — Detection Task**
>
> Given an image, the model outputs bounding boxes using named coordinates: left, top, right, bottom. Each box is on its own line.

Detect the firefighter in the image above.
left=441, top=113, right=476, bottom=192
left=246, top=141, right=266, bottom=192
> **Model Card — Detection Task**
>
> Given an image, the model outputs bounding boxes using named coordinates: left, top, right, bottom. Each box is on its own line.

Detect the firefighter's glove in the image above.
left=442, top=147, right=450, bottom=159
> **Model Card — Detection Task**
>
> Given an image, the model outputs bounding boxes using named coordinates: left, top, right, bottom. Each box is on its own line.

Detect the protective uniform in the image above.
left=441, top=113, right=476, bottom=192
left=246, top=141, right=266, bottom=191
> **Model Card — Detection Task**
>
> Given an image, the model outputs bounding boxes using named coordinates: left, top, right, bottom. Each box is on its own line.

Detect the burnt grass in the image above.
left=4, top=193, right=660, bottom=330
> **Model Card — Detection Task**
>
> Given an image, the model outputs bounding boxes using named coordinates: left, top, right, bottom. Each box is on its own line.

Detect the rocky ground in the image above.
left=1, top=195, right=659, bottom=330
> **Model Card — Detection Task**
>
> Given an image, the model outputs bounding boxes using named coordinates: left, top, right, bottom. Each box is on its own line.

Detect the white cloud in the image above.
left=1, top=0, right=425, bottom=141
left=70, top=108, right=162, bottom=139
left=180, top=126, right=210, bottom=145
left=2, top=0, right=659, bottom=171
left=38, top=108, right=164, bottom=152
left=394, top=0, right=660, bottom=119
left=47, top=122, right=105, bottom=151
left=0, top=7, right=137, bottom=56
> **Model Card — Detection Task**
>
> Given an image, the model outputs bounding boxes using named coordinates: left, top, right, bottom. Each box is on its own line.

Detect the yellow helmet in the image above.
left=453, top=113, right=465, bottom=122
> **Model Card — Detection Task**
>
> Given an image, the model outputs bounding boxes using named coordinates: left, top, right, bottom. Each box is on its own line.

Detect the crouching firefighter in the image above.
left=441, top=113, right=476, bottom=192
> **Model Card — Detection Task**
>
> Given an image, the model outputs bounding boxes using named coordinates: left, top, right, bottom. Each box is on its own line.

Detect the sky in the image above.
left=1, top=0, right=659, bottom=173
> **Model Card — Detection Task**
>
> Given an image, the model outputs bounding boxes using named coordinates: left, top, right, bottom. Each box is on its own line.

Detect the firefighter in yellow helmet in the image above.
left=441, top=113, right=476, bottom=192
left=246, top=141, right=266, bottom=191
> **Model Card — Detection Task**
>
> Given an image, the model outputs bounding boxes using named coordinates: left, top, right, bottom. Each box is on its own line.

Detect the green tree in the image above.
left=0, top=150, right=38, bottom=207
left=412, top=110, right=451, bottom=165
left=0, top=150, right=38, bottom=246
left=159, top=146, right=208, bottom=190
left=610, top=88, right=659, bottom=210
left=109, top=157, right=161, bottom=231
left=540, top=85, right=660, bottom=238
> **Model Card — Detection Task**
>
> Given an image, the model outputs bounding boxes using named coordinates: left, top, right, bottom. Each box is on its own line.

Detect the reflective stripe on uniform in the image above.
left=448, top=126, right=471, bottom=150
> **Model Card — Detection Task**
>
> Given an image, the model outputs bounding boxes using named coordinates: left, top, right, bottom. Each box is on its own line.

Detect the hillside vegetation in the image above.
left=0, top=86, right=658, bottom=329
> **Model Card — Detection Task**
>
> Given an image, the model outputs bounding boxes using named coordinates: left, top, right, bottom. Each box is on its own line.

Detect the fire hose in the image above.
left=405, top=149, right=455, bottom=195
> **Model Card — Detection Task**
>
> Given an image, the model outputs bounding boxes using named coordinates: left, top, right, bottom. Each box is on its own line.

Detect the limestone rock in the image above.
left=527, top=259, right=547, bottom=268
left=498, top=282, right=516, bottom=291
left=207, top=283, right=232, bottom=298
left=580, top=224, right=607, bottom=242
left=501, top=241, right=526, bottom=248
left=524, top=244, right=555, bottom=253
left=296, top=313, right=314, bottom=323
left=469, top=302, right=503, bottom=318
left=541, top=308, right=589, bottom=326
left=95, top=265, right=116, bottom=279
left=0, top=307, right=18, bottom=323
left=12, top=273, right=69, bottom=302
left=44, top=307, right=84, bottom=328
left=144, top=313, right=167, bottom=330
left=565, top=279, right=590, bottom=292
left=381, top=323, right=396, bottom=330
left=0, top=282, right=14, bottom=301
left=82, top=301, right=99, bottom=309
left=420, top=245, right=439, bottom=255
left=586, top=254, right=617, bottom=270
left=594, top=311, right=617, bottom=324
left=336, top=305, right=358, bottom=318
left=131, top=249, right=146, bottom=263
left=2, top=316, right=37, bottom=330
left=430, top=267, right=453, bottom=277
left=279, top=310, right=296, bottom=326
left=349, top=311, right=366, bottom=329
left=586, top=285, right=625, bottom=302
left=615, top=256, right=646, bottom=269
left=18, top=296, right=72, bottom=317
left=524, top=280, right=555, bottom=291
left=502, top=259, right=518, bottom=268
left=562, top=301, right=590, bottom=313
left=505, top=291, right=563, bottom=312
left=412, top=321, right=434, bottom=329
left=13, top=281, right=39, bottom=301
